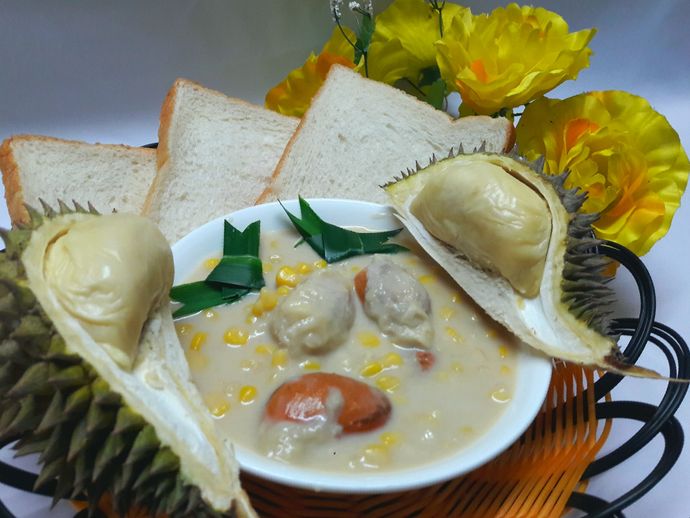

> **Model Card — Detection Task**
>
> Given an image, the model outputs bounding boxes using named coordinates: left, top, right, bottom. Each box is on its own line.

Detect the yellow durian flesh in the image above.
left=42, top=213, right=173, bottom=370
left=21, top=212, right=247, bottom=514
left=385, top=152, right=627, bottom=370
left=409, top=159, right=551, bottom=298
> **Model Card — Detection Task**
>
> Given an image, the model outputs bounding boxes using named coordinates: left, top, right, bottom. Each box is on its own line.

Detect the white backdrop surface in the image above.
left=1, top=1, right=689, bottom=517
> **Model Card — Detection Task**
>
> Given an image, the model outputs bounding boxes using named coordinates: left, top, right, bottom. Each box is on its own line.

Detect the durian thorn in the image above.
left=87, top=202, right=99, bottom=214
left=39, top=198, right=57, bottom=218
left=72, top=201, right=88, bottom=213
left=33, top=457, right=63, bottom=492
left=56, top=199, right=71, bottom=215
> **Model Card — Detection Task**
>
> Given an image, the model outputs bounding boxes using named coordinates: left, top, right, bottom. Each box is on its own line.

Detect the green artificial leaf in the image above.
left=425, top=78, right=446, bottom=110
left=170, top=221, right=264, bottom=318
left=418, top=66, right=441, bottom=87
left=354, top=14, right=375, bottom=65
left=281, top=197, right=408, bottom=263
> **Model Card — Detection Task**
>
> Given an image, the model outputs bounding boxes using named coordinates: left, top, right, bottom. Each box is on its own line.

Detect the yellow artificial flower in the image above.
left=265, top=27, right=357, bottom=117
left=516, top=91, right=690, bottom=255
left=369, top=0, right=469, bottom=85
left=436, top=3, right=596, bottom=115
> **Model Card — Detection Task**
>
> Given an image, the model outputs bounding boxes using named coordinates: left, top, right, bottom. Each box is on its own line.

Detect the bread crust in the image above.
left=258, top=64, right=516, bottom=204
left=1, top=135, right=156, bottom=225
left=141, top=78, right=182, bottom=216
left=146, top=78, right=298, bottom=214
left=0, top=136, right=28, bottom=225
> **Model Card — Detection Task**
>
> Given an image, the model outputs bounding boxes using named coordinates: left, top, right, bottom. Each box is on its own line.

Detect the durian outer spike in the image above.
left=385, top=152, right=664, bottom=378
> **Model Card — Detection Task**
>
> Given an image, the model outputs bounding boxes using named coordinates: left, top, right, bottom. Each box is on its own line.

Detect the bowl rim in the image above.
left=171, top=198, right=552, bottom=494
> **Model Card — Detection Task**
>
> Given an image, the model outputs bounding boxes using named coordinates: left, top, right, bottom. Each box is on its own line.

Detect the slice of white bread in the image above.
left=0, top=135, right=157, bottom=226
left=142, top=79, right=299, bottom=243
left=258, top=65, right=515, bottom=204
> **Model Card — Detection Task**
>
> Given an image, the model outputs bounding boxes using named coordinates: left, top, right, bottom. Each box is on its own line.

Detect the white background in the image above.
left=1, top=1, right=689, bottom=516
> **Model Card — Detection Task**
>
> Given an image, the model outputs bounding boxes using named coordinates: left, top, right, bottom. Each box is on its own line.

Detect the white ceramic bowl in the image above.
left=172, top=199, right=552, bottom=494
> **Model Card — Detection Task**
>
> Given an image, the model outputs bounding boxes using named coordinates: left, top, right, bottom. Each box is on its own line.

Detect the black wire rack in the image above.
left=0, top=237, right=687, bottom=518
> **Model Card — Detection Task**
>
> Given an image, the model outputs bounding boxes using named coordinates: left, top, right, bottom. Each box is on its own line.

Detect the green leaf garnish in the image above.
left=170, top=221, right=264, bottom=318
left=281, top=197, right=408, bottom=263
left=206, top=255, right=264, bottom=290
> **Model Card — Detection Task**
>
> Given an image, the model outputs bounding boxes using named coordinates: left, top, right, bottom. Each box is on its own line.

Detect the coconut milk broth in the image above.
left=175, top=228, right=518, bottom=472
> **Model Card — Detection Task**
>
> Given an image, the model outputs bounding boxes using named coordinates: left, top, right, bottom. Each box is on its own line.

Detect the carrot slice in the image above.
left=416, top=351, right=436, bottom=371
left=264, top=372, right=391, bottom=433
left=354, top=269, right=368, bottom=304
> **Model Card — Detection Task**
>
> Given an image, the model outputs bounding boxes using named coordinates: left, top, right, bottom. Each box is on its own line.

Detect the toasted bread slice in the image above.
left=258, top=65, right=515, bottom=204
left=0, top=135, right=157, bottom=226
left=142, top=79, right=299, bottom=242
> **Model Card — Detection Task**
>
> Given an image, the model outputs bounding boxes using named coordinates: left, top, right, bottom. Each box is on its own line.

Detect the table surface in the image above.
left=1, top=1, right=689, bottom=517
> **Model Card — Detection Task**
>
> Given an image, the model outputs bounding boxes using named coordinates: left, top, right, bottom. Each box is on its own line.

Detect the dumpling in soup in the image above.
left=271, top=270, right=355, bottom=356
left=356, top=256, right=433, bottom=349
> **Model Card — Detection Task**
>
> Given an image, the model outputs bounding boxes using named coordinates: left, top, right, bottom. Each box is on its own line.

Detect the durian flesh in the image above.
left=385, top=151, right=655, bottom=375
left=0, top=204, right=253, bottom=517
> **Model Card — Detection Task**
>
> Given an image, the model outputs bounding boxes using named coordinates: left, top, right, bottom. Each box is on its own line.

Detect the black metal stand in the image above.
left=0, top=241, right=686, bottom=518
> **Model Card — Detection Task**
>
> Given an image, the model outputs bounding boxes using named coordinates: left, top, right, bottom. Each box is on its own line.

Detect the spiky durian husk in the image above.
left=0, top=202, right=228, bottom=517
left=384, top=145, right=616, bottom=338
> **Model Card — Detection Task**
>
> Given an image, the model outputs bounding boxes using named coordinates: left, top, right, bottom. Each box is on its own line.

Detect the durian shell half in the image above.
left=0, top=203, right=255, bottom=516
left=385, top=150, right=662, bottom=378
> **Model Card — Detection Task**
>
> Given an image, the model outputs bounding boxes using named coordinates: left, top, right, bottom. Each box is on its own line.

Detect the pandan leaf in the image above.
left=170, top=220, right=264, bottom=318
left=206, top=255, right=264, bottom=290
left=281, top=197, right=408, bottom=263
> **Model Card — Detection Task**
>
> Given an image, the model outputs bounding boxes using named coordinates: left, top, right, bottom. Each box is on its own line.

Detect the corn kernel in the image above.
left=380, top=432, right=401, bottom=446
left=245, top=313, right=258, bottom=325
left=260, top=289, right=278, bottom=311
left=251, top=301, right=264, bottom=317
left=205, top=309, right=217, bottom=319
left=491, top=387, right=511, bottom=403
left=451, top=292, right=462, bottom=304
left=418, top=274, right=435, bottom=284
left=500, top=365, right=511, bottom=375
left=224, top=327, right=249, bottom=346
left=498, top=345, right=509, bottom=358
left=277, top=285, right=291, bottom=297
left=362, top=444, right=389, bottom=467
left=445, top=326, right=463, bottom=343
left=204, top=257, right=220, bottom=269
left=382, top=352, right=403, bottom=368
left=241, top=359, right=257, bottom=371
left=255, top=344, right=274, bottom=355
left=300, top=360, right=321, bottom=371
left=276, top=266, right=299, bottom=287
left=175, top=323, right=192, bottom=336
left=262, top=261, right=274, bottom=273
left=190, top=332, right=207, bottom=352
left=360, top=361, right=383, bottom=377
left=296, top=262, right=313, bottom=274
left=375, top=375, right=400, bottom=393
left=239, top=385, right=257, bottom=404
left=357, top=331, right=380, bottom=348
left=351, top=266, right=361, bottom=273
left=313, top=259, right=327, bottom=269
left=210, top=402, right=229, bottom=418
left=451, top=361, right=464, bottom=373
left=205, top=394, right=229, bottom=417
left=439, top=307, right=454, bottom=321
left=272, top=349, right=288, bottom=368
